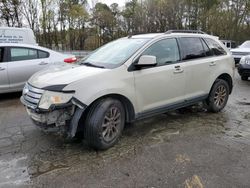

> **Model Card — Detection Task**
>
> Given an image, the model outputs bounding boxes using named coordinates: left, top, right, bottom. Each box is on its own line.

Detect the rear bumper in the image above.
left=238, top=64, right=250, bottom=77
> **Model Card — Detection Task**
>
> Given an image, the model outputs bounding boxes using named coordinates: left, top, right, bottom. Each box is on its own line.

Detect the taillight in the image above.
left=64, top=57, right=77, bottom=63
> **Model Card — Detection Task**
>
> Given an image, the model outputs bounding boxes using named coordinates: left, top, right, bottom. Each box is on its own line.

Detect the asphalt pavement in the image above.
left=0, top=73, right=250, bottom=188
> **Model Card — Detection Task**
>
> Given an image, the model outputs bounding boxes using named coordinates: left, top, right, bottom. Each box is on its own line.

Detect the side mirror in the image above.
left=136, top=55, right=157, bottom=67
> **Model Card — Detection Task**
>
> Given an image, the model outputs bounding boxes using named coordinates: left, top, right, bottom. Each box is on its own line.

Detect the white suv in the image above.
left=21, top=31, right=234, bottom=150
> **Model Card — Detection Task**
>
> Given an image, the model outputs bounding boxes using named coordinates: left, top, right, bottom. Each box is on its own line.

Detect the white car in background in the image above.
left=0, top=43, right=76, bottom=93
left=231, top=40, right=250, bottom=64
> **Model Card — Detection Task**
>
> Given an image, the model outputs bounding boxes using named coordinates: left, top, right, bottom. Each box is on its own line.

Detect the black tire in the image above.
left=241, top=76, right=248, bottom=81
left=206, top=79, right=229, bottom=113
left=84, top=98, right=125, bottom=150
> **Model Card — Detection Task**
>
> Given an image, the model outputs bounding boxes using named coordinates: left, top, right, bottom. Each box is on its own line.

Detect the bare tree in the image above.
left=21, top=0, right=39, bottom=31
left=0, top=0, right=22, bottom=27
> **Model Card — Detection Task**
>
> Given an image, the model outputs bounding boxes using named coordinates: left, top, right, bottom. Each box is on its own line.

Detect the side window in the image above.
left=201, top=39, right=213, bottom=56
left=142, top=38, right=180, bottom=66
left=0, top=48, right=4, bottom=62
left=10, top=48, right=38, bottom=61
left=204, top=38, right=226, bottom=56
left=38, top=50, right=49, bottom=58
left=231, top=42, right=236, bottom=49
left=179, top=37, right=206, bottom=60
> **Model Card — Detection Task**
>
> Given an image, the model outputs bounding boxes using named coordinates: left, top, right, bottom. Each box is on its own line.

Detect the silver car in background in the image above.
left=0, top=43, right=76, bottom=93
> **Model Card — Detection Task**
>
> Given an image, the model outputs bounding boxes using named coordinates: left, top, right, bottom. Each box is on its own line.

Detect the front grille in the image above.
left=23, top=83, right=44, bottom=108
left=232, top=52, right=250, bottom=56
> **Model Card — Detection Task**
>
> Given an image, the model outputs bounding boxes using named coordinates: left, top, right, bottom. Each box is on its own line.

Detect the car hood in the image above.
left=28, top=64, right=108, bottom=89
left=231, top=48, right=250, bottom=53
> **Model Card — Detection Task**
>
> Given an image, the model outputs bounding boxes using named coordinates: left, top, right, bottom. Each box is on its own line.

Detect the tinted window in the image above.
left=38, top=50, right=49, bottom=58
left=142, top=38, right=180, bottom=66
left=201, top=39, right=213, bottom=56
left=0, top=48, right=4, bottom=62
left=10, top=48, right=38, bottom=61
left=204, top=38, right=226, bottom=56
left=179, top=37, right=205, bottom=60
left=231, top=42, right=236, bottom=48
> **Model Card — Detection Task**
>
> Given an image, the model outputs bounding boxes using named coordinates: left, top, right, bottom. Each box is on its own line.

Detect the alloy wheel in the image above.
left=102, top=106, right=122, bottom=142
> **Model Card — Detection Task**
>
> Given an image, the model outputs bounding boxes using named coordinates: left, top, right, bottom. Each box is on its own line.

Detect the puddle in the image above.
left=0, top=156, right=30, bottom=186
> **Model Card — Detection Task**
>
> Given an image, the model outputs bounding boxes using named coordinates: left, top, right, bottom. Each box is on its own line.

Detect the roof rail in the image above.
left=165, top=30, right=207, bottom=34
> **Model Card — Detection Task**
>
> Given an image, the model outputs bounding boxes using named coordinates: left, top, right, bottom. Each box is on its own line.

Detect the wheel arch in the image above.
left=85, top=93, right=136, bottom=123
left=216, top=73, right=233, bottom=94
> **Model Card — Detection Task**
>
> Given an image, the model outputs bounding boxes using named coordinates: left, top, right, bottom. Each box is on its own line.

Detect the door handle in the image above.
left=39, top=62, right=48, bottom=65
left=0, top=67, right=5, bottom=71
left=209, top=62, right=216, bottom=66
left=174, top=65, right=184, bottom=74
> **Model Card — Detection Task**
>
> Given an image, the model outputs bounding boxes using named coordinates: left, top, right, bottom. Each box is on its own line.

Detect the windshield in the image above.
left=79, top=38, right=150, bottom=68
left=240, top=41, right=250, bottom=48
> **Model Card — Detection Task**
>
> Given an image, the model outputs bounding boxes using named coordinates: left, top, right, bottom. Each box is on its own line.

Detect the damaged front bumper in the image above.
left=25, top=103, right=75, bottom=126
left=20, top=84, right=86, bottom=138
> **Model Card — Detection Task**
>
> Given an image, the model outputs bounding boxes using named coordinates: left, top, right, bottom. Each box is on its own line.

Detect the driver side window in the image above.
left=142, top=38, right=180, bottom=66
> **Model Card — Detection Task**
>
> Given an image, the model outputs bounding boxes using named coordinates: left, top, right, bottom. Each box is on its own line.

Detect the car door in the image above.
left=7, top=47, right=49, bottom=91
left=203, top=37, right=229, bottom=87
left=0, top=47, right=9, bottom=93
left=133, top=38, right=186, bottom=114
left=178, top=37, right=213, bottom=100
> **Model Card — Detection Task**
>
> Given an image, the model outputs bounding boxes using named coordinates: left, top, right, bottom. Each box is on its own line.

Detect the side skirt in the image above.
left=135, top=94, right=208, bottom=121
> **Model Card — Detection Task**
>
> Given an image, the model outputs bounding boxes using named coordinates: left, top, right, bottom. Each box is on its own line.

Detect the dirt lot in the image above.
left=0, top=73, right=250, bottom=188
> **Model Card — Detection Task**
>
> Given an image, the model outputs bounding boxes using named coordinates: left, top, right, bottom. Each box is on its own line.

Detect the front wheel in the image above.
left=84, top=98, right=125, bottom=150
left=206, top=79, right=230, bottom=113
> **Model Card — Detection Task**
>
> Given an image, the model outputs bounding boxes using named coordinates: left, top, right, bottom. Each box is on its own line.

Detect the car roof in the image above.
left=130, top=32, right=218, bottom=40
left=0, top=43, right=52, bottom=52
left=130, top=33, right=164, bottom=39
left=221, top=40, right=235, bottom=42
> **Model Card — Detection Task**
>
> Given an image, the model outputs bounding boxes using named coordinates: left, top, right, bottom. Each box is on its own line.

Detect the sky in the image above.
left=87, top=0, right=127, bottom=8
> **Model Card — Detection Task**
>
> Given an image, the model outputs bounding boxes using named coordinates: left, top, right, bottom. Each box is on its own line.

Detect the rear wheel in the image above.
left=84, top=98, right=125, bottom=150
left=241, top=76, right=248, bottom=81
left=206, top=79, right=229, bottom=113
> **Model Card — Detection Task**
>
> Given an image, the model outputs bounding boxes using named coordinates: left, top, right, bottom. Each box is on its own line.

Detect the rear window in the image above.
left=179, top=37, right=206, bottom=60
left=204, top=38, right=226, bottom=56
left=10, top=47, right=38, bottom=61
left=38, top=50, right=49, bottom=58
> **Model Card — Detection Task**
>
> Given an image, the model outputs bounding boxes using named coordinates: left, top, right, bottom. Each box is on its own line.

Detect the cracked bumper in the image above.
left=26, top=105, right=75, bottom=127
left=21, top=95, right=75, bottom=127
left=21, top=94, right=87, bottom=137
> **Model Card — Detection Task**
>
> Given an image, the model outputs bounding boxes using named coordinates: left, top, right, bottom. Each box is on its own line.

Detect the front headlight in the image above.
left=39, top=91, right=74, bottom=109
left=240, top=56, right=250, bottom=65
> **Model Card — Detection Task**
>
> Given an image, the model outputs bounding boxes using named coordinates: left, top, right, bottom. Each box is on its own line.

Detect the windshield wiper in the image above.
left=80, top=62, right=105, bottom=69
